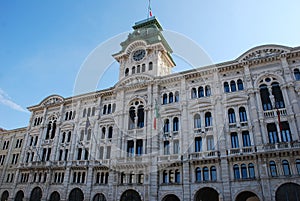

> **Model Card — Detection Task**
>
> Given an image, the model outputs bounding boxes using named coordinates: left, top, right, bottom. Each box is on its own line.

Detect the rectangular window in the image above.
left=64, top=149, right=68, bottom=161
left=136, top=140, right=143, bottom=156
left=207, top=136, right=214, bottom=151
left=127, top=140, right=134, bottom=157
left=242, top=131, right=251, bottom=147
left=164, top=141, right=170, bottom=155
left=231, top=133, right=239, bottom=148
left=99, top=147, right=104, bottom=160
left=106, top=146, right=111, bottom=159
left=195, top=137, right=202, bottom=152
left=173, top=140, right=179, bottom=154
left=267, top=123, right=279, bottom=144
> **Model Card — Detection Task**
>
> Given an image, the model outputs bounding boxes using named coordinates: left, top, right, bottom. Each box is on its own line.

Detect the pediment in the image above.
left=160, top=105, right=181, bottom=116
left=238, top=45, right=291, bottom=62
left=188, top=99, right=213, bottom=110
left=40, top=95, right=64, bottom=107
left=116, top=74, right=154, bottom=88
left=223, top=94, right=248, bottom=104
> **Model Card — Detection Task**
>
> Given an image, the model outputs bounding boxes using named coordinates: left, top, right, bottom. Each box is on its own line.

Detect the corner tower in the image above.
left=113, top=17, right=175, bottom=80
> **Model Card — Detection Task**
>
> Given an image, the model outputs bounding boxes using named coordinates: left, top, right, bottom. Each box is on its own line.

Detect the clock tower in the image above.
left=113, top=17, right=175, bottom=81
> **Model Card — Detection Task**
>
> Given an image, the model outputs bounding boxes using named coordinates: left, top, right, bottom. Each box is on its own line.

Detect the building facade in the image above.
left=1, top=17, right=300, bottom=201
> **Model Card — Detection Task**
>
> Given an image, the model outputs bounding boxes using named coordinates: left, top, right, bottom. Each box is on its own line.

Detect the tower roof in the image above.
left=132, top=16, right=163, bottom=31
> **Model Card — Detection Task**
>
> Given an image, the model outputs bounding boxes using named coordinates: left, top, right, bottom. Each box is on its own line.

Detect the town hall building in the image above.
left=1, top=17, right=300, bottom=201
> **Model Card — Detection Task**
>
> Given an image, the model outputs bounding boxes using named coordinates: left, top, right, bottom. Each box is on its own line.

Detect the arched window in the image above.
left=237, top=79, right=244, bottom=90
left=87, top=129, right=91, bottom=141
left=259, top=84, right=272, bottom=110
left=195, top=137, right=202, bottom=152
left=103, top=105, right=107, bottom=115
left=173, top=117, right=179, bottom=132
left=233, top=164, right=240, bottom=179
left=46, top=122, right=51, bottom=139
left=203, top=167, right=209, bottom=181
left=270, top=161, right=277, bottom=177
left=65, top=112, right=69, bottom=121
left=163, top=170, right=168, bottom=183
left=194, top=114, right=201, bottom=128
left=267, top=123, right=279, bottom=144
left=169, top=92, right=174, bottom=103
left=137, top=105, right=144, bottom=128
left=120, top=172, right=125, bottom=184
left=51, top=121, right=56, bottom=139
left=242, top=131, right=251, bottom=147
left=230, top=80, right=237, bottom=92
left=112, top=103, right=116, bottom=113
left=142, top=64, right=146, bottom=72
left=137, top=65, right=140, bottom=73
left=91, top=107, right=95, bottom=116
left=175, top=170, right=180, bottom=183
left=69, top=111, right=73, bottom=120
left=136, top=139, right=143, bottom=156
left=198, top=86, right=204, bottom=98
left=272, top=82, right=285, bottom=108
left=296, top=159, right=300, bottom=174
left=67, top=131, right=71, bottom=142
left=205, top=85, right=211, bottom=96
left=294, top=68, right=300, bottom=80
left=125, top=68, right=129, bottom=76
left=132, top=66, right=136, bottom=74
left=149, top=62, right=153, bottom=71
left=228, top=108, right=236, bottom=124
left=101, top=127, right=106, bottom=139
left=108, top=104, right=112, bottom=114
left=239, top=107, right=247, bottom=122
left=164, top=119, right=170, bottom=133
left=281, top=122, right=292, bottom=142
left=248, top=163, right=255, bottom=178
left=241, top=164, right=247, bottom=179
left=62, top=132, right=66, bottom=143
left=108, top=127, right=113, bottom=139
left=87, top=108, right=91, bottom=117
left=169, top=170, right=174, bottom=183
left=83, top=108, right=86, bottom=117
left=205, top=112, right=212, bottom=127
left=128, top=106, right=135, bottom=130
left=210, top=166, right=217, bottom=181
left=282, top=160, right=291, bottom=176
left=175, top=91, right=179, bottom=102
left=162, top=94, right=168, bottom=104
left=164, top=141, right=170, bottom=155
left=224, top=82, right=230, bottom=93
left=191, top=88, right=197, bottom=99
left=195, top=167, right=201, bottom=182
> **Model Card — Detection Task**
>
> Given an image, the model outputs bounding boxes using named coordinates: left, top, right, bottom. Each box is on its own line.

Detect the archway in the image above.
left=49, top=191, right=60, bottom=201
left=162, top=194, right=180, bottom=201
left=14, top=191, right=24, bottom=201
left=195, top=187, right=219, bottom=201
left=120, top=190, right=142, bottom=201
left=1, top=191, right=9, bottom=201
left=68, top=188, right=84, bottom=201
left=276, top=182, right=300, bottom=201
left=93, top=193, right=107, bottom=201
left=29, top=187, right=42, bottom=201
left=236, top=191, right=260, bottom=201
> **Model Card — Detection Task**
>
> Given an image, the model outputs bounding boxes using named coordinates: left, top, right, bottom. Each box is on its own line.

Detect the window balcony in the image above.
left=263, top=108, right=287, bottom=118
left=259, top=141, right=300, bottom=151
left=158, top=154, right=181, bottom=163
left=227, top=146, right=256, bottom=155
left=189, top=150, right=220, bottom=160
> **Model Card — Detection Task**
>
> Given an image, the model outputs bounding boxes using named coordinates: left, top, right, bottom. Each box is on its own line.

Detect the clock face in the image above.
left=132, top=49, right=146, bottom=61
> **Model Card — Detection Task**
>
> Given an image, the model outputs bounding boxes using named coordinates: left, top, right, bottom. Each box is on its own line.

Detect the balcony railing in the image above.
left=227, top=146, right=256, bottom=155
left=158, top=154, right=181, bottom=162
left=263, top=108, right=287, bottom=118
left=189, top=150, right=219, bottom=160
left=261, top=141, right=300, bottom=151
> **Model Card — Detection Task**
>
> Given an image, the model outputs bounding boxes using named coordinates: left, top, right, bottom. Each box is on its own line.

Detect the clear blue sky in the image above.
left=1, top=0, right=300, bottom=130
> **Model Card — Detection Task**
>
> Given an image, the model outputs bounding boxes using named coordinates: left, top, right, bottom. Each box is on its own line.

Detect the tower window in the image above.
left=149, top=62, right=153, bottom=71
left=125, top=68, right=129, bottom=76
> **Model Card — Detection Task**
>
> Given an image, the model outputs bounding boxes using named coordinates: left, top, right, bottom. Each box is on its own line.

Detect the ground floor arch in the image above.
left=235, top=191, right=260, bottom=201
left=49, top=191, right=60, bottom=201
left=195, top=187, right=219, bottom=201
left=68, top=188, right=84, bottom=201
left=14, top=191, right=24, bottom=201
left=162, top=194, right=180, bottom=201
left=93, top=193, right=107, bottom=201
left=1, top=191, right=9, bottom=201
left=120, top=189, right=142, bottom=201
left=276, top=182, right=300, bottom=201
left=29, top=187, right=42, bottom=201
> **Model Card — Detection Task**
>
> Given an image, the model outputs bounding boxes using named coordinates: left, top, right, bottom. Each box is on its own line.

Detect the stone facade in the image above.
left=1, top=17, right=300, bottom=201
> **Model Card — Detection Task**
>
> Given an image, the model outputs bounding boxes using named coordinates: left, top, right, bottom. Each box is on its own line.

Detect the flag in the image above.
left=148, top=0, right=153, bottom=17
left=276, top=108, right=282, bottom=132
left=154, top=99, right=159, bottom=129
